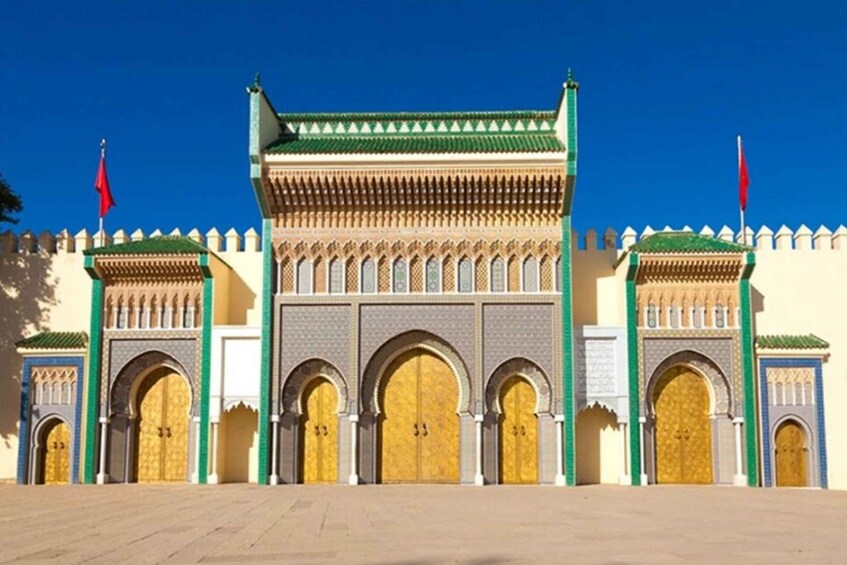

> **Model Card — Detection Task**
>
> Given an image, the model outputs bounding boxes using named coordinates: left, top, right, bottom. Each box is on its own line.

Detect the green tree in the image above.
left=0, top=174, right=22, bottom=224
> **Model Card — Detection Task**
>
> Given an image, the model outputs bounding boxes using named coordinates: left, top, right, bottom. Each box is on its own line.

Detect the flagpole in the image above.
left=99, top=138, right=106, bottom=247
left=738, top=135, right=746, bottom=246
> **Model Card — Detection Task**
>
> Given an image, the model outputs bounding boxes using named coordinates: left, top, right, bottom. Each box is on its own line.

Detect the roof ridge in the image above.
left=278, top=110, right=556, bottom=120
left=84, top=234, right=208, bottom=256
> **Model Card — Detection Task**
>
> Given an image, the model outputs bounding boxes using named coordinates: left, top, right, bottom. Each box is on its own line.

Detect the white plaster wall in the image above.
left=751, top=247, right=847, bottom=489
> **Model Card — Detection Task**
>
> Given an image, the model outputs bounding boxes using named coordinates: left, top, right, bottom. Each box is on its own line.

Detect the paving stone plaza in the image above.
left=1, top=484, right=845, bottom=563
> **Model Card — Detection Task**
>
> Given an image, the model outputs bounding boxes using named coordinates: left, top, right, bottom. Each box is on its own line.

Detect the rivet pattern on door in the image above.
left=301, top=378, right=338, bottom=483
left=499, top=376, right=538, bottom=484
left=379, top=349, right=459, bottom=483
left=136, top=371, right=190, bottom=482
left=654, top=367, right=712, bottom=484
left=775, top=420, right=807, bottom=487
left=42, top=421, right=70, bottom=485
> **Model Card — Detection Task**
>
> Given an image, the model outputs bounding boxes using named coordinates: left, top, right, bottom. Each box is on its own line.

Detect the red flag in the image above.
left=95, top=153, right=115, bottom=217
left=738, top=137, right=749, bottom=211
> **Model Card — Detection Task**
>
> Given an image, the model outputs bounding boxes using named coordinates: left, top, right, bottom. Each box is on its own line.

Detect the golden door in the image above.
left=499, top=376, right=538, bottom=484
left=137, top=371, right=190, bottom=482
left=379, top=350, right=459, bottom=483
left=42, top=420, right=70, bottom=484
left=654, top=368, right=712, bottom=484
left=775, top=420, right=807, bottom=487
left=301, top=378, right=339, bottom=484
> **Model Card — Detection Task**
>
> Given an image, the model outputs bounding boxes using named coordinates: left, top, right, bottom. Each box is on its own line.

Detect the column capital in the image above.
left=349, top=414, right=360, bottom=423
left=554, top=414, right=565, bottom=423
left=474, top=414, right=484, bottom=422
left=732, top=416, right=745, bottom=424
left=638, top=416, right=647, bottom=424
left=98, top=416, right=109, bottom=424
left=270, top=414, right=280, bottom=423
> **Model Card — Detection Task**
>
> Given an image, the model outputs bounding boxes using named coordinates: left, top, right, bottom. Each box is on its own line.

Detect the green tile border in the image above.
left=625, top=253, right=641, bottom=485
left=82, top=255, right=102, bottom=484
left=257, top=219, right=272, bottom=485
left=198, top=254, right=213, bottom=484
left=561, top=215, right=575, bottom=485
left=739, top=251, right=758, bottom=486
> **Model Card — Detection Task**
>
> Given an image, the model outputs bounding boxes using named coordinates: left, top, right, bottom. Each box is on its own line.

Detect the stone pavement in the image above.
left=1, top=484, right=846, bottom=564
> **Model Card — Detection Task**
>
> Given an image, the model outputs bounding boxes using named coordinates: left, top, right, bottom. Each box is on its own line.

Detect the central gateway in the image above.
left=136, top=369, right=190, bottom=483
left=379, top=350, right=459, bottom=484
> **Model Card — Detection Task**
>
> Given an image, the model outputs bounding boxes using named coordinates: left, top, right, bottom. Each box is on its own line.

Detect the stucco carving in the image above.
left=281, top=359, right=348, bottom=415
left=483, top=304, right=554, bottom=383
left=361, top=330, right=472, bottom=415
left=645, top=350, right=732, bottom=417
left=110, top=350, right=196, bottom=416
left=485, top=358, right=552, bottom=415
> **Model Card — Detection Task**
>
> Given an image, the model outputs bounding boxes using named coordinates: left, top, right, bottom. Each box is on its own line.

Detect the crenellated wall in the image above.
left=0, top=228, right=264, bottom=481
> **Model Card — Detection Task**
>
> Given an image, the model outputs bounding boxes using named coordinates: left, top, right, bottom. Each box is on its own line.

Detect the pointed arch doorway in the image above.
left=300, top=377, right=339, bottom=484
left=40, top=419, right=71, bottom=485
left=775, top=420, right=807, bottom=487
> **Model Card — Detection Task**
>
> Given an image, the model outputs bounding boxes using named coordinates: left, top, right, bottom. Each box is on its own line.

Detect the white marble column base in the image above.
left=96, top=473, right=107, bottom=485
left=554, top=474, right=567, bottom=486
left=640, top=473, right=649, bottom=485
left=619, top=474, right=631, bottom=486
left=208, top=473, right=219, bottom=485
left=733, top=474, right=748, bottom=486
left=270, top=474, right=279, bottom=485
left=348, top=474, right=359, bottom=485
left=474, top=474, right=485, bottom=486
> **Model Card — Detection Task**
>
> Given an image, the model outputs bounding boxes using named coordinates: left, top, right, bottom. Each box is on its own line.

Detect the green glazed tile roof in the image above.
left=266, top=109, right=564, bottom=155
left=16, top=331, right=87, bottom=350
left=756, top=334, right=830, bottom=349
left=264, top=134, right=564, bottom=155
left=630, top=232, right=751, bottom=254
left=83, top=236, right=208, bottom=256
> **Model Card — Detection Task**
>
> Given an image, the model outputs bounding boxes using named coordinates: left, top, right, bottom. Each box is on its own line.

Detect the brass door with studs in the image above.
left=301, top=378, right=339, bottom=484
left=136, top=370, right=190, bottom=482
left=775, top=420, right=807, bottom=487
left=379, top=349, right=459, bottom=483
left=499, top=376, right=538, bottom=484
left=654, top=367, right=713, bottom=484
left=41, top=420, right=70, bottom=484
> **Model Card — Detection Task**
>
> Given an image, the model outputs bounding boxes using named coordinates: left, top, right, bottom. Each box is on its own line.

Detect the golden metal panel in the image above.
left=499, top=376, right=538, bottom=484
left=654, top=367, right=713, bottom=485
left=379, top=351, right=419, bottom=483
left=776, top=420, right=807, bottom=487
left=136, top=370, right=189, bottom=483
left=302, top=378, right=338, bottom=484
left=419, top=352, right=460, bottom=484
left=379, top=349, right=459, bottom=483
left=43, top=421, right=70, bottom=485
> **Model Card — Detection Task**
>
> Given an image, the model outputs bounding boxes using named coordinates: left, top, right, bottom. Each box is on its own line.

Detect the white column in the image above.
left=619, top=421, right=631, bottom=485
left=554, top=414, right=566, bottom=486
left=191, top=416, right=201, bottom=484
left=270, top=414, right=280, bottom=485
left=733, top=417, right=747, bottom=486
left=474, top=414, right=484, bottom=486
left=208, top=421, right=219, bottom=484
left=275, top=259, right=282, bottom=295
left=639, top=416, right=648, bottom=485
left=348, top=415, right=359, bottom=485
left=96, top=417, right=109, bottom=484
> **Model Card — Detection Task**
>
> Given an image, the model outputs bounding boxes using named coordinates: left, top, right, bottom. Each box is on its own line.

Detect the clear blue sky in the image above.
left=2, top=1, right=845, bottom=240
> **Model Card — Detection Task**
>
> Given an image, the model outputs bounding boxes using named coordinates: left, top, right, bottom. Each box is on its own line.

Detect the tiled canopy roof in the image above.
left=756, top=334, right=830, bottom=350
left=83, top=236, right=208, bottom=256
left=265, top=110, right=564, bottom=155
left=630, top=232, right=751, bottom=254
left=16, top=331, right=87, bottom=350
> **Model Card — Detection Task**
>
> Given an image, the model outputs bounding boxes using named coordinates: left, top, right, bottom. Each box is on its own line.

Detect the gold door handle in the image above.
left=413, top=423, right=419, bottom=436
left=421, top=423, right=428, bottom=437
left=166, top=427, right=172, bottom=438
left=157, top=426, right=163, bottom=438
left=520, top=425, right=526, bottom=436
left=59, top=442, right=65, bottom=449
left=314, top=425, right=320, bottom=435
left=322, top=425, right=328, bottom=436
left=512, top=426, right=518, bottom=436
left=52, top=442, right=58, bottom=449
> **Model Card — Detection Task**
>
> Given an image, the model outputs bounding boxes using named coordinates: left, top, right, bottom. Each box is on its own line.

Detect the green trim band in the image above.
left=625, top=253, right=641, bottom=486
left=257, top=219, right=272, bottom=485
left=739, top=251, right=758, bottom=486
left=561, top=216, right=576, bottom=485
left=83, top=255, right=102, bottom=484
left=198, top=254, right=212, bottom=484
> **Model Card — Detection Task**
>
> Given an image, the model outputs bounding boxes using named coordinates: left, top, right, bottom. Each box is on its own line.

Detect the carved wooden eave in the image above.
left=635, top=255, right=745, bottom=284
left=91, top=255, right=205, bottom=285
left=263, top=166, right=567, bottom=229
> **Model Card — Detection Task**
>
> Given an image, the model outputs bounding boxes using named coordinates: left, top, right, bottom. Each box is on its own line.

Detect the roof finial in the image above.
left=254, top=72, right=261, bottom=88
left=565, top=68, right=579, bottom=90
